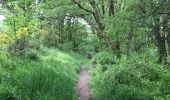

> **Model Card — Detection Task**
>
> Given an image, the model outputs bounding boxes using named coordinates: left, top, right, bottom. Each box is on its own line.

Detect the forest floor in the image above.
left=75, top=65, right=90, bottom=100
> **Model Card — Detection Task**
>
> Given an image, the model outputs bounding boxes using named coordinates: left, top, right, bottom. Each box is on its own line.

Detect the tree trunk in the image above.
left=89, top=0, right=105, bottom=31
left=157, top=38, right=167, bottom=63
left=153, top=18, right=167, bottom=63
left=166, top=27, right=170, bottom=55
left=101, top=0, right=105, bottom=15
left=162, top=15, right=170, bottom=55
left=109, top=0, right=114, bottom=16
left=115, top=36, right=121, bottom=57
left=126, top=21, right=134, bottom=57
left=89, top=0, right=106, bottom=48
left=108, top=0, right=121, bottom=57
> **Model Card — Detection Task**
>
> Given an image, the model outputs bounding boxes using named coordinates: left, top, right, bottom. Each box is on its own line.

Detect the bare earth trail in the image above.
left=75, top=65, right=90, bottom=100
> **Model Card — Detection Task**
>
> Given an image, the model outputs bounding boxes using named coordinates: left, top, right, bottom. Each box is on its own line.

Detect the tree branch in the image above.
left=132, top=0, right=167, bottom=21
left=72, top=0, right=94, bottom=14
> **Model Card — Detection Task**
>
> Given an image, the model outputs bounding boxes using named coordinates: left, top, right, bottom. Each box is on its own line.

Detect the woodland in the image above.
left=0, top=0, right=170, bottom=100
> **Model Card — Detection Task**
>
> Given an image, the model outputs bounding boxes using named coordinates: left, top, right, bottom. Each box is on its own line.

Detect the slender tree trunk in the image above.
left=166, top=27, right=170, bottom=55
left=109, top=0, right=114, bottom=16
left=162, top=15, right=170, bottom=55
left=89, top=0, right=105, bottom=31
left=156, top=37, right=167, bottom=63
left=126, top=21, right=134, bottom=57
left=89, top=0, right=106, bottom=49
left=149, top=0, right=167, bottom=63
left=108, top=0, right=121, bottom=56
left=115, top=33, right=121, bottom=57
left=153, top=18, right=167, bottom=63
left=58, top=17, right=65, bottom=44
left=101, top=0, right=105, bottom=15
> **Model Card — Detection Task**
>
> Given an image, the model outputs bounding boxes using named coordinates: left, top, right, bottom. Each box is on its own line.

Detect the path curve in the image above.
left=75, top=65, right=90, bottom=100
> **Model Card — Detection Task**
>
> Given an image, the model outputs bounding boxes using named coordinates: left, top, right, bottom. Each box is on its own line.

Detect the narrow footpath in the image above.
left=75, top=65, right=90, bottom=100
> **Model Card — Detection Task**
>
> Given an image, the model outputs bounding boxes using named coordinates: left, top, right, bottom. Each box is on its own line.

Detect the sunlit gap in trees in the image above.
left=64, top=13, right=91, bottom=29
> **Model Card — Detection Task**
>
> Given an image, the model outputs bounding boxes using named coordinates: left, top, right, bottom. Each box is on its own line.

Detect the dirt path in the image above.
left=75, top=65, right=90, bottom=100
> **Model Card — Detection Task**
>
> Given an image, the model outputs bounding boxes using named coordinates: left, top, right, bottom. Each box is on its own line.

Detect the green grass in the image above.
left=0, top=47, right=87, bottom=100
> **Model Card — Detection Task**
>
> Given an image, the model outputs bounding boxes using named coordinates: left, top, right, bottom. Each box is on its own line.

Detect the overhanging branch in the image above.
left=72, top=0, right=94, bottom=14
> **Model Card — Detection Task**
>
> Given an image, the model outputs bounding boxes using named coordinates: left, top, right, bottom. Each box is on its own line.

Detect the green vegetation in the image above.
left=0, top=47, right=87, bottom=100
left=88, top=51, right=170, bottom=100
left=0, top=0, right=170, bottom=100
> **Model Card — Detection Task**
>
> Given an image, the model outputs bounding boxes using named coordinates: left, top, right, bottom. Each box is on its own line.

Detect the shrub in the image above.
left=89, top=52, right=170, bottom=100
left=0, top=32, right=14, bottom=44
left=7, top=36, right=29, bottom=56
left=90, top=51, right=117, bottom=72
left=160, top=74, right=170, bottom=96
left=7, top=36, right=40, bottom=60
left=92, top=51, right=116, bottom=65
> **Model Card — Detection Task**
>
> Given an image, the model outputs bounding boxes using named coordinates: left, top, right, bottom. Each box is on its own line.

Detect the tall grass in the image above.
left=0, top=47, right=87, bottom=100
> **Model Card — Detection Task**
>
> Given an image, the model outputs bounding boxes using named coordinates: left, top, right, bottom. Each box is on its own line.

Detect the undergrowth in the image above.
left=88, top=51, right=170, bottom=100
left=0, top=47, right=87, bottom=100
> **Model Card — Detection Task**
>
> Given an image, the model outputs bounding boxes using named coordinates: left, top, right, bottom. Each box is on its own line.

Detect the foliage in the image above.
left=88, top=51, right=170, bottom=100
left=16, top=27, right=29, bottom=37
left=0, top=32, right=14, bottom=44
left=7, top=36, right=29, bottom=56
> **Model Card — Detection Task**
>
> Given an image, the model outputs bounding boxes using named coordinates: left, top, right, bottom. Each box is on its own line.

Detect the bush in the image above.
left=90, top=51, right=117, bottom=72
left=92, top=51, right=116, bottom=65
left=7, top=36, right=40, bottom=60
left=88, top=52, right=170, bottom=100
left=7, top=36, right=29, bottom=56
left=160, top=74, right=170, bottom=96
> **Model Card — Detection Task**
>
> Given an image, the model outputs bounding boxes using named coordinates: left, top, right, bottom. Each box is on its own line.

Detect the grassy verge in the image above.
left=0, top=47, right=87, bottom=100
